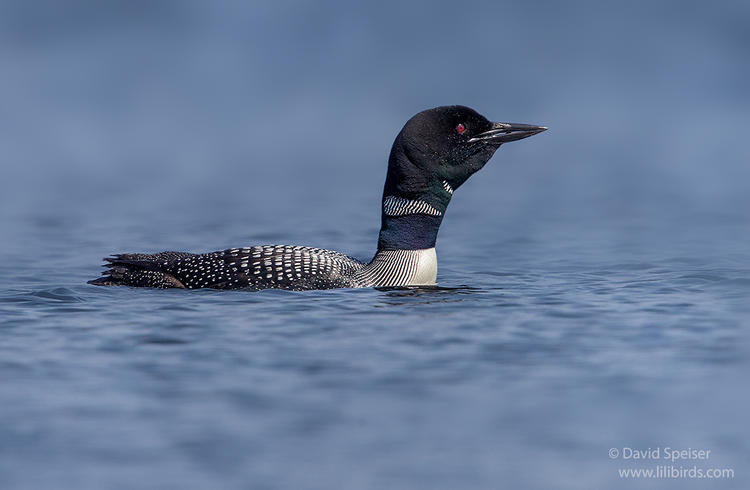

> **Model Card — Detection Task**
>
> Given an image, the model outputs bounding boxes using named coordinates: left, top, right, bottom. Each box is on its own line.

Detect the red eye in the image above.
left=456, top=123, right=466, bottom=134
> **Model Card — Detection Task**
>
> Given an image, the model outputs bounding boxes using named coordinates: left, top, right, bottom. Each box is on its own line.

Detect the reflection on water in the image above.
left=375, top=285, right=483, bottom=305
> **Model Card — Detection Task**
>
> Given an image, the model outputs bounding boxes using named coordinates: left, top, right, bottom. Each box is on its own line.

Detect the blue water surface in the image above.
left=1, top=2, right=749, bottom=489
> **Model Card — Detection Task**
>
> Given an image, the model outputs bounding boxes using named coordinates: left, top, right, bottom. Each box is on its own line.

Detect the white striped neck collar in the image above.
left=382, top=196, right=442, bottom=217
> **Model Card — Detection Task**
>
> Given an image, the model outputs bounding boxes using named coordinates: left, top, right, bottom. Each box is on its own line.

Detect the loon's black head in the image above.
left=384, top=105, right=546, bottom=201
left=378, top=106, right=546, bottom=251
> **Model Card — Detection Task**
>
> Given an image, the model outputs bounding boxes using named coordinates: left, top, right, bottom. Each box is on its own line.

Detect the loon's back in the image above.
left=89, top=246, right=437, bottom=290
left=88, top=106, right=546, bottom=291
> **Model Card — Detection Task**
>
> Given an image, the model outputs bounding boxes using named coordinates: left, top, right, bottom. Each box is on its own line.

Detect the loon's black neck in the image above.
left=377, top=213, right=444, bottom=251
left=376, top=144, right=453, bottom=251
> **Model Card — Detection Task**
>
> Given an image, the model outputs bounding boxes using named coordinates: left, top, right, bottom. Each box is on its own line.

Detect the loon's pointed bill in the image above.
left=468, top=122, right=547, bottom=144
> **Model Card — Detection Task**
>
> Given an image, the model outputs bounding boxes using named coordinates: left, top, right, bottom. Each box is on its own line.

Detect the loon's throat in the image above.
left=376, top=181, right=454, bottom=251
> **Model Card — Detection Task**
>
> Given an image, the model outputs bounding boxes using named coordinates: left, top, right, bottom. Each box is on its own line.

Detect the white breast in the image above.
left=355, top=248, right=437, bottom=287
left=407, top=248, right=437, bottom=286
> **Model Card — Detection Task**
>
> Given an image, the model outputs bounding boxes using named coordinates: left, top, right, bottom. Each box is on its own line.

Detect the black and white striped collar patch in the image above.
left=383, top=196, right=442, bottom=217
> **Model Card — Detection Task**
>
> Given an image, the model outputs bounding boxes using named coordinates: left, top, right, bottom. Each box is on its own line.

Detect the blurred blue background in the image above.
left=2, top=0, right=748, bottom=235
left=1, top=1, right=748, bottom=489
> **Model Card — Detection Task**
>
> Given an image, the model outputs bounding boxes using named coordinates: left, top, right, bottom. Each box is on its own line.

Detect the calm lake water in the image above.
left=1, top=1, right=749, bottom=489
left=1, top=192, right=748, bottom=489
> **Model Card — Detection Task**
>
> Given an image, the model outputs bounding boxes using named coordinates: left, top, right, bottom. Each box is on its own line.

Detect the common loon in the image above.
left=89, top=106, right=546, bottom=291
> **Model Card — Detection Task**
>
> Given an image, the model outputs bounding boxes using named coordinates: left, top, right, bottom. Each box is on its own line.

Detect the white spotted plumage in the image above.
left=98, top=245, right=437, bottom=290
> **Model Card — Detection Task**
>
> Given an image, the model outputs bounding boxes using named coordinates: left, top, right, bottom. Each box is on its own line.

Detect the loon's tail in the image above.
left=88, top=253, right=188, bottom=288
